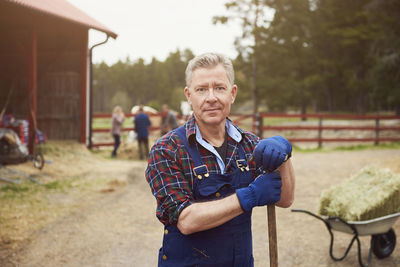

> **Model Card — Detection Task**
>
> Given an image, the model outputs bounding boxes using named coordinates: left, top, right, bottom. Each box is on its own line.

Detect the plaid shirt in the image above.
left=145, top=115, right=261, bottom=225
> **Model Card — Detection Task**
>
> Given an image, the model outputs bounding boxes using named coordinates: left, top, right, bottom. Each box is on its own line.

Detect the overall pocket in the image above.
left=194, top=175, right=231, bottom=200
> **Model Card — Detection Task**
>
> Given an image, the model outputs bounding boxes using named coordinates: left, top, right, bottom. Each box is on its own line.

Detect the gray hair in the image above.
left=185, top=53, right=235, bottom=88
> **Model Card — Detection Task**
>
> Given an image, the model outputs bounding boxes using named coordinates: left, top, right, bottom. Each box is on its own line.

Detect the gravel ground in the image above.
left=1, top=148, right=400, bottom=267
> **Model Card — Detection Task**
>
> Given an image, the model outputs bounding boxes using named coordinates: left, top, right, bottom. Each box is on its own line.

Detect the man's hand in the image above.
left=253, top=136, right=292, bottom=172
left=236, top=172, right=282, bottom=212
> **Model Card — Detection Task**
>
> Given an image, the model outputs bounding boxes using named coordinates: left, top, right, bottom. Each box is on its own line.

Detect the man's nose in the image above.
left=205, top=88, right=217, bottom=101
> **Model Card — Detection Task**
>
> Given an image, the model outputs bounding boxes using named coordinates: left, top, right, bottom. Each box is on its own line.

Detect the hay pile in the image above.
left=319, top=166, right=400, bottom=221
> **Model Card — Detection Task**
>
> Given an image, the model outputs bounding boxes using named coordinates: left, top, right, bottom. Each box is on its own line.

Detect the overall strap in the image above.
left=237, top=143, right=247, bottom=159
left=174, top=126, right=204, bottom=168
left=174, top=126, right=209, bottom=178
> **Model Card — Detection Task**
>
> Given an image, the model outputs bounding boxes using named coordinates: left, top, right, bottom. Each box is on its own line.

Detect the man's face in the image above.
left=184, top=64, right=237, bottom=127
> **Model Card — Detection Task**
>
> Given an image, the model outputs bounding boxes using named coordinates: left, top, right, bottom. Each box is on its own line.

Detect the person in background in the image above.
left=134, top=105, right=151, bottom=160
left=111, top=106, right=125, bottom=157
left=160, top=104, right=179, bottom=136
left=180, top=101, right=192, bottom=122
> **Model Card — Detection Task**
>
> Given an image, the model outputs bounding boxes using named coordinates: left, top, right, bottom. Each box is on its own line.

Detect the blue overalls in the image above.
left=158, top=126, right=255, bottom=267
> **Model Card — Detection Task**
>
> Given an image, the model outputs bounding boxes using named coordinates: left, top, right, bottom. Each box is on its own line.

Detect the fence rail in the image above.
left=91, top=113, right=400, bottom=148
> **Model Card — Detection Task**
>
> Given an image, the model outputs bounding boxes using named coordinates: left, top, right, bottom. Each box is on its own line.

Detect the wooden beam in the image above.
left=79, top=30, right=88, bottom=143
left=28, top=25, right=37, bottom=154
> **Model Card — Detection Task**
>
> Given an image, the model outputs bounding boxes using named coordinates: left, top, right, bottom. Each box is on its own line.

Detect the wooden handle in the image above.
left=267, top=204, right=278, bottom=267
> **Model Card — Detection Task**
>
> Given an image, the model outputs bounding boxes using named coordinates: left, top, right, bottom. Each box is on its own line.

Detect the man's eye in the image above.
left=216, top=87, right=225, bottom=91
left=196, top=88, right=206, bottom=92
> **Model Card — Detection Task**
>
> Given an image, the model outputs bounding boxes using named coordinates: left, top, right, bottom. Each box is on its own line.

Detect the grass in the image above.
left=0, top=178, right=74, bottom=200
left=293, top=141, right=400, bottom=153
left=0, top=179, right=76, bottom=248
left=0, top=172, right=112, bottom=248
left=92, top=117, right=137, bottom=129
left=0, top=181, right=45, bottom=200
left=263, top=117, right=319, bottom=125
left=0, top=140, right=126, bottom=252
left=1, top=184, right=30, bottom=193
left=42, top=141, right=92, bottom=156
left=334, top=142, right=400, bottom=151
left=42, top=180, right=64, bottom=190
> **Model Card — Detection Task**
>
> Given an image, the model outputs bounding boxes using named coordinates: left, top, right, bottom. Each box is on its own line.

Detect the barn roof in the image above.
left=4, top=0, right=117, bottom=38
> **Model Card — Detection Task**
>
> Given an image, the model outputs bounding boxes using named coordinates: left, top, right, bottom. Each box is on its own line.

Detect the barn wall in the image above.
left=0, top=2, right=88, bottom=141
left=0, top=20, right=30, bottom=120
left=37, top=23, right=87, bottom=140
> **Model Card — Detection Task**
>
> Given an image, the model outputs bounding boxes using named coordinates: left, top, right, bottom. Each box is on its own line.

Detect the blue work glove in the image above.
left=236, top=172, right=282, bottom=212
left=253, top=135, right=292, bottom=172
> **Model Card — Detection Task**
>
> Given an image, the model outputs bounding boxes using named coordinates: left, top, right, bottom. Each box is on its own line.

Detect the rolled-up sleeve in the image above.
left=145, top=137, right=193, bottom=225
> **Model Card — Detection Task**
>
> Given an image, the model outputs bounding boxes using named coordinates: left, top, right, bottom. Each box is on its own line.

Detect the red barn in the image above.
left=0, top=0, right=117, bottom=152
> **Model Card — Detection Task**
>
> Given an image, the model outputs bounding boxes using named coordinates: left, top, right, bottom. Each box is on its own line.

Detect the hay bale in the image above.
left=318, top=166, right=400, bottom=221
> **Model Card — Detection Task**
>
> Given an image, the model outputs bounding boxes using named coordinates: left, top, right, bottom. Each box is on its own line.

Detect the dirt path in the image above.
left=4, top=160, right=161, bottom=267
left=3, top=149, right=400, bottom=267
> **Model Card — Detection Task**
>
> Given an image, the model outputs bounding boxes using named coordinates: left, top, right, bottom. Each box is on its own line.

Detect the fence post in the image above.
left=318, top=116, right=323, bottom=148
left=375, top=118, right=380, bottom=145
left=254, top=112, right=263, bottom=138
left=252, top=114, right=255, bottom=134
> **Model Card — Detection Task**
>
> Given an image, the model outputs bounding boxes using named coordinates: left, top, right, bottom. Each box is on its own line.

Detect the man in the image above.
left=146, top=53, right=295, bottom=266
left=160, top=104, right=179, bottom=136
left=134, top=105, right=151, bottom=160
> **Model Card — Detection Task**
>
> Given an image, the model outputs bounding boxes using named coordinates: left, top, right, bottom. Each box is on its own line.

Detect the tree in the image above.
left=93, top=3, right=400, bottom=116
left=93, top=49, right=194, bottom=113
left=213, top=0, right=273, bottom=114
left=311, top=0, right=380, bottom=114
left=366, top=0, right=400, bottom=114
left=258, top=0, right=314, bottom=114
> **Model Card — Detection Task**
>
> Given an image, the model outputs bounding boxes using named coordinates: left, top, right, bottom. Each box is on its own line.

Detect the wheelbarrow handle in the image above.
left=291, top=209, right=326, bottom=223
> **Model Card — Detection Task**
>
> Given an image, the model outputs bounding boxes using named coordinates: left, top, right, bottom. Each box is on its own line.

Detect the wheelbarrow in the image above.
left=0, top=128, right=45, bottom=170
left=292, top=209, right=400, bottom=267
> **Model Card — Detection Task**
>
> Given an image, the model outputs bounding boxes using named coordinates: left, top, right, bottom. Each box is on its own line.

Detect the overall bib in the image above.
left=158, top=126, right=255, bottom=267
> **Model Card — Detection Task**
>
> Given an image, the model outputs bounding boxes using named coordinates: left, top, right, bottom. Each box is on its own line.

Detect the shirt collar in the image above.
left=226, top=118, right=243, bottom=142
left=184, top=115, right=243, bottom=144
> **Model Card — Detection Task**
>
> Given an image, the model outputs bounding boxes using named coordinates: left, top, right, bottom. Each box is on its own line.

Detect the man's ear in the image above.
left=231, top=85, right=237, bottom=104
left=184, top=87, right=191, bottom=105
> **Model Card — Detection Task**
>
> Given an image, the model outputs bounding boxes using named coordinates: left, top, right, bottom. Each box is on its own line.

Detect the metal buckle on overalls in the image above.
left=193, top=165, right=209, bottom=180
left=236, top=159, right=249, bottom=172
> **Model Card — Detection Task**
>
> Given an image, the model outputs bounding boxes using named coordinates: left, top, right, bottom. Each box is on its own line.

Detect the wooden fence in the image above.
left=91, top=113, right=400, bottom=148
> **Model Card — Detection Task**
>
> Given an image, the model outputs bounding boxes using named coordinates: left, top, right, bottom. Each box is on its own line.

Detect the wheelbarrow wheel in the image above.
left=371, top=228, right=396, bottom=259
left=33, top=152, right=44, bottom=170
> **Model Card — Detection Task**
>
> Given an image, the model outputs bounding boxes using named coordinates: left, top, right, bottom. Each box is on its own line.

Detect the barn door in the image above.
left=37, top=71, right=80, bottom=140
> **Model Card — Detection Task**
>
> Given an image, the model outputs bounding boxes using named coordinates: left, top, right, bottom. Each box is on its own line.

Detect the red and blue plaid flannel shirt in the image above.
left=145, top=115, right=260, bottom=225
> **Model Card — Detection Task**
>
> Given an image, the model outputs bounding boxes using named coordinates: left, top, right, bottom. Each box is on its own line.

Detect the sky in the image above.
left=68, top=0, right=242, bottom=65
